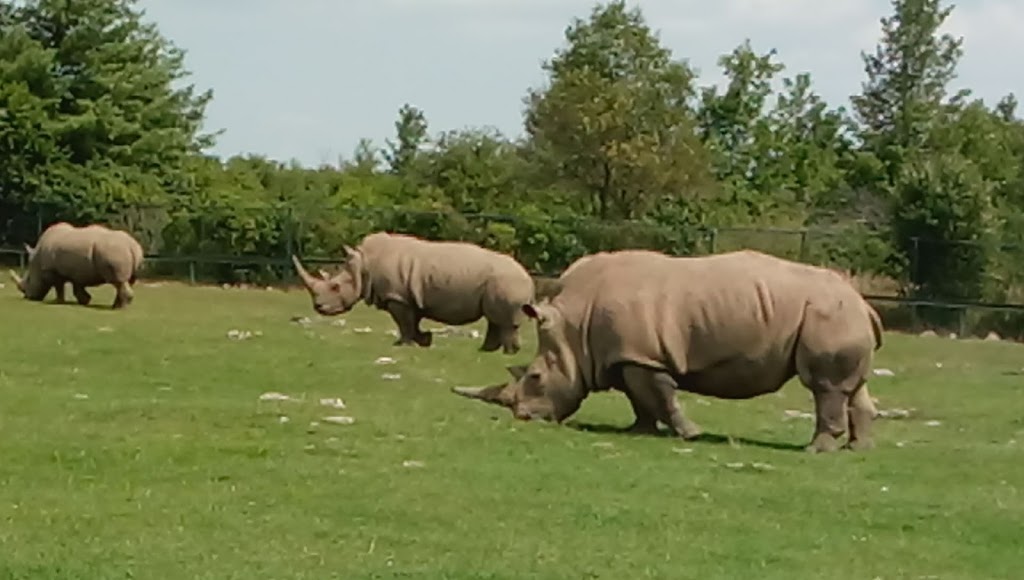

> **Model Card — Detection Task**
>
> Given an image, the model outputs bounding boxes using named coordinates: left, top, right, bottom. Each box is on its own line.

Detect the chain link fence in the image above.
left=3, top=202, right=1023, bottom=339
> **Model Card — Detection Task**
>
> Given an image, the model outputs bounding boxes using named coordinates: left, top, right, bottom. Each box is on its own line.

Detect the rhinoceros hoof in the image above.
left=415, top=332, right=433, bottom=347
left=804, top=436, right=841, bottom=454
left=843, top=438, right=876, bottom=452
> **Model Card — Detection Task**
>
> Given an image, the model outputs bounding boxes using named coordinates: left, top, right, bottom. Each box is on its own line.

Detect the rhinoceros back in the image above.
left=36, top=223, right=142, bottom=285
left=554, top=250, right=869, bottom=397
left=357, top=232, right=533, bottom=325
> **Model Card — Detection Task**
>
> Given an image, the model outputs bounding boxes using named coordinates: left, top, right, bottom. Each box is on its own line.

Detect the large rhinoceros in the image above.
left=452, top=249, right=885, bottom=453
left=8, top=222, right=145, bottom=309
left=291, top=231, right=536, bottom=354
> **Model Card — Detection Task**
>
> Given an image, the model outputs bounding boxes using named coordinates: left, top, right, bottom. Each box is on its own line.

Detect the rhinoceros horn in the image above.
left=291, top=255, right=318, bottom=288
left=451, top=384, right=513, bottom=408
left=8, top=269, right=22, bottom=285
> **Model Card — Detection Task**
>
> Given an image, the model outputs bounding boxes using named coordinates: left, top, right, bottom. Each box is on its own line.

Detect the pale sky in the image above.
left=136, top=0, right=1023, bottom=168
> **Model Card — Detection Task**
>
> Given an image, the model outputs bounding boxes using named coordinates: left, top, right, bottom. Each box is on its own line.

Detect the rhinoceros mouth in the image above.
left=315, top=304, right=351, bottom=316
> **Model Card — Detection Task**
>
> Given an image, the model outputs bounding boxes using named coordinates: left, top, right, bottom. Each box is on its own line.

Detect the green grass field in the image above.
left=1, top=281, right=1022, bottom=579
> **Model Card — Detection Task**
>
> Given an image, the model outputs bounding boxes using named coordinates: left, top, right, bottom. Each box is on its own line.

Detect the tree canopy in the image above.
left=3, top=0, right=1023, bottom=332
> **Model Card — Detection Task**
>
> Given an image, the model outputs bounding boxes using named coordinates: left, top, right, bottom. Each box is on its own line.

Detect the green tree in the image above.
left=1, top=0, right=214, bottom=233
left=523, top=0, right=715, bottom=220
left=383, top=103, right=429, bottom=177
left=851, top=0, right=964, bottom=183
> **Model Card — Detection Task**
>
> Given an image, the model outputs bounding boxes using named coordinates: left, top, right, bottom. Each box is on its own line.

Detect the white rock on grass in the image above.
left=872, top=368, right=895, bottom=377
left=322, top=415, right=355, bottom=425
left=319, top=397, right=346, bottom=409
left=402, top=460, right=425, bottom=468
left=353, top=327, right=373, bottom=334
left=783, top=409, right=814, bottom=420
left=381, top=373, right=401, bottom=380
left=259, top=391, right=299, bottom=402
left=374, top=357, right=396, bottom=365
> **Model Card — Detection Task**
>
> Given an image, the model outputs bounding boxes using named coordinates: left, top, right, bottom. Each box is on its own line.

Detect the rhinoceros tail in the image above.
left=866, top=301, right=883, bottom=350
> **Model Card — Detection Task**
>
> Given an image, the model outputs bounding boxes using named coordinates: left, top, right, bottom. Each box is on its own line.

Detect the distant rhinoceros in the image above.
left=291, top=231, right=536, bottom=354
left=453, top=249, right=884, bottom=453
left=8, top=222, right=145, bottom=309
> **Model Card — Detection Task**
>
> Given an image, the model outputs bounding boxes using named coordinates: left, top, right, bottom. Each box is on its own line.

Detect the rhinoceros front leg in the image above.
left=480, top=321, right=521, bottom=355
left=385, top=301, right=432, bottom=347
left=621, top=365, right=703, bottom=440
left=54, top=281, right=67, bottom=304
left=480, top=321, right=503, bottom=353
left=73, top=284, right=92, bottom=306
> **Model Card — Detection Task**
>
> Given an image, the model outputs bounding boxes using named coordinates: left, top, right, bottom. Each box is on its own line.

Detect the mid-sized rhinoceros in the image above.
left=453, top=249, right=885, bottom=453
left=8, top=222, right=145, bottom=309
left=291, top=231, right=536, bottom=354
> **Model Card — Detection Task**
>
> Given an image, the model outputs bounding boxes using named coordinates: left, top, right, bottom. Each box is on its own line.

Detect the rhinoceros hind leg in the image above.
left=804, top=389, right=848, bottom=453
left=73, top=284, right=91, bottom=306
left=844, top=383, right=876, bottom=451
left=621, top=365, right=703, bottom=440
left=110, top=282, right=132, bottom=309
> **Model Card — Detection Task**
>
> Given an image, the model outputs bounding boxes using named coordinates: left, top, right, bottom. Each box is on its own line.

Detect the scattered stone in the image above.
left=385, top=329, right=399, bottom=338
left=919, top=330, right=938, bottom=338
left=935, top=362, right=943, bottom=368
left=877, top=408, right=912, bottom=419
left=381, top=373, right=401, bottom=381
left=925, top=420, right=942, bottom=427
left=872, top=367, right=895, bottom=377
left=783, top=409, right=814, bottom=420
left=73, top=393, right=89, bottom=400
left=0, top=282, right=5, bottom=289
left=290, top=316, right=312, bottom=325
left=985, top=331, right=1001, bottom=342
left=947, top=332, right=958, bottom=340
left=353, top=327, right=372, bottom=334
left=592, top=441, right=614, bottom=449
left=880, top=485, right=889, bottom=492
left=402, top=460, right=425, bottom=468
left=97, top=326, right=114, bottom=333
left=695, top=398, right=711, bottom=406
left=278, top=416, right=290, bottom=424
left=723, top=461, right=774, bottom=471
left=672, top=447, right=694, bottom=455
left=319, top=397, right=346, bottom=409
left=258, top=391, right=298, bottom=402
left=322, top=415, right=355, bottom=425
left=374, top=356, right=396, bottom=365
left=330, top=319, right=346, bottom=327
left=227, top=329, right=256, bottom=340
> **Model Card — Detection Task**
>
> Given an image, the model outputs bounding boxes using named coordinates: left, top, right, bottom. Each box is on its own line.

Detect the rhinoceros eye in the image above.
left=329, top=282, right=341, bottom=292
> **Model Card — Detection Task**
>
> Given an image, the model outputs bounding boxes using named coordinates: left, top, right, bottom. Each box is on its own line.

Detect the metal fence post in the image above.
left=798, top=229, right=808, bottom=262
left=708, top=228, right=718, bottom=254
left=188, top=260, right=196, bottom=285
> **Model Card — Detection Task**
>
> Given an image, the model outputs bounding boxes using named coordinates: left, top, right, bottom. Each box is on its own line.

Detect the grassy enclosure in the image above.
left=1, top=282, right=1023, bottom=579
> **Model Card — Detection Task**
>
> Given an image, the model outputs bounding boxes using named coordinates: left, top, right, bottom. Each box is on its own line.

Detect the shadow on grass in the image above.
left=566, top=421, right=806, bottom=452
left=42, top=299, right=119, bottom=311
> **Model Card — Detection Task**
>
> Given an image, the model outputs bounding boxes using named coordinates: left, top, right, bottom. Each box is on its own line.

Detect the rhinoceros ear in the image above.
left=506, top=364, right=528, bottom=380
left=523, top=303, right=557, bottom=325
left=316, top=268, right=330, bottom=280
left=343, top=245, right=357, bottom=259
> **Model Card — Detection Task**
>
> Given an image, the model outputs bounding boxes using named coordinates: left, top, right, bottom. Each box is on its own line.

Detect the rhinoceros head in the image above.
left=8, top=244, right=47, bottom=300
left=291, top=246, right=363, bottom=316
left=453, top=302, right=586, bottom=423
